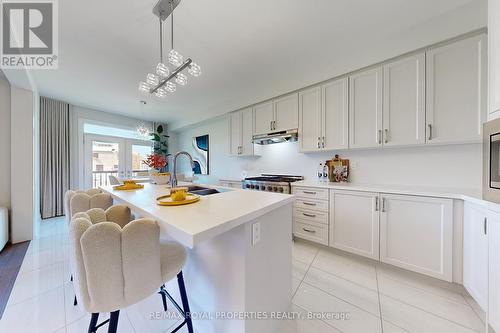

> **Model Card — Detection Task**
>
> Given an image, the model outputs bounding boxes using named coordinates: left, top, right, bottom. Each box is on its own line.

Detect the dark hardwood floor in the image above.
left=0, top=241, right=30, bottom=319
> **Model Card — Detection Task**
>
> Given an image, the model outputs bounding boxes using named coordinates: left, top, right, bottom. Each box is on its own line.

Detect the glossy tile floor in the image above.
left=0, top=217, right=487, bottom=333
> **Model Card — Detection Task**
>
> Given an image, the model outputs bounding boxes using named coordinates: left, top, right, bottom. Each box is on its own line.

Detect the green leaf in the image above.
left=156, top=125, right=163, bottom=134
left=152, top=133, right=161, bottom=142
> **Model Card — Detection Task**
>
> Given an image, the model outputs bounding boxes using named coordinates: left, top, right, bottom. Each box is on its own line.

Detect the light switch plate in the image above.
left=252, top=222, right=261, bottom=245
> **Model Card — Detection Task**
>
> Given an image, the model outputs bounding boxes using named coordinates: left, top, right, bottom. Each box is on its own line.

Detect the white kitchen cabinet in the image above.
left=253, top=101, right=274, bottom=135
left=253, top=93, right=298, bottom=136
left=349, top=67, right=383, bottom=149
left=379, top=194, right=453, bottom=281
left=228, top=108, right=259, bottom=156
left=330, top=190, right=380, bottom=260
left=463, top=202, right=488, bottom=311
left=298, top=78, right=348, bottom=152
left=323, top=78, right=349, bottom=150
left=489, top=210, right=500, bottom=332
left=425, top=34, right=486, bottom=144
left=383, top=53, right=426, bottom=146
left=490, top=0, right=500, bottom=119
left=274, top=93, right=298, bottom=132
left=299, top=86, right=322, bottom=151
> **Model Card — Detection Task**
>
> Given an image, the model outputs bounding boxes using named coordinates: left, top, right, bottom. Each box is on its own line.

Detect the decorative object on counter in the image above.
left=326, top=155, right=349, bottom=182
left=144, top=153, right=170, bottom=184
left=156, top=193, right=200, bottom=206
left=113, top=180, right=145, bottom=191
left=150, top=123, right=170, bottom=171
left=191, top=134, right=209, bottom=175
left=138, top=0, right=201, bottom=99
left=170, top=187, right=188, bottom=201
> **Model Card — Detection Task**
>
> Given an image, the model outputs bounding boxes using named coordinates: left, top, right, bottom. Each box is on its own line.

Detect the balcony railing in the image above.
left=92, top=170, right=149, bottom=188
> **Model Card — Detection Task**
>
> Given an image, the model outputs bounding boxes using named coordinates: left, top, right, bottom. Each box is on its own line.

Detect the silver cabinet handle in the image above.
left=303, top=191, right=317, bottom=195
left=270, top=121, right=273, bottom=131
left=322, top=136, right=325, bottom=148
left=274, top=121, right=277, bottom=130
left=302, top=228, right=316, bottom=233
left=428, top=124, right=432, bottom=141
left=484, top=217, right=488, bottom=235
left=382, top=198, right=387, bottom=212
left=384, top=129, right=388, bottom=144
left=303, top=202, right=317, bottom=206
left=302, top=212, right=316, bottom=218
left=375, top=197, right=379, bottom=212
left=378, top=130, right=382, bottom=144
left=317, top=137, right=321, bottom=149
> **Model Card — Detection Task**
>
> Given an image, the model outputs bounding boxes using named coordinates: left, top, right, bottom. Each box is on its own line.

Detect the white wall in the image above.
left=0, top=74, right=11, bottom=209
left=69, top=105, right=153, bottom=189
left=172, top=116, right=482, bottom=190
left=10, top=86, right=35, bottom=243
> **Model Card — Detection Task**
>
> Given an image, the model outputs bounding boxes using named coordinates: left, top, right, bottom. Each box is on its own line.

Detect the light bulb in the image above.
left=156, top=63, right=170, bottom=78
left=153, top=87, right=167, bottom=99
left=175, top=73, right=187, bottom=86
left=146, top=73, right=159, bottom=86
left=165, top=81, right=176, bottom=93
left=188, top=62, right=201, bottom=77
left=168, top=49, right=184, bottom=67
left=138, top=81, right=151, bottom=94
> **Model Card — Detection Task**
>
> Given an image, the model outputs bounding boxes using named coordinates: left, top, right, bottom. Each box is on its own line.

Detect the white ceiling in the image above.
left=4, top=0, right=486, bottom=130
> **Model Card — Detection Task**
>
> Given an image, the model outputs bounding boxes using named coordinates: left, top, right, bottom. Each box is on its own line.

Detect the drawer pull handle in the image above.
left=302, top=228, right=316, bottom=233
left=303, top=202, right=317, bottom=206
left=303, top=191, right=317, bottom=195
left=302, top=213, right=316, bottom=218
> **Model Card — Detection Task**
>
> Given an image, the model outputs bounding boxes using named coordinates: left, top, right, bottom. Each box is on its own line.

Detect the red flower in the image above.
left=143, top=154, right=167, bottom=170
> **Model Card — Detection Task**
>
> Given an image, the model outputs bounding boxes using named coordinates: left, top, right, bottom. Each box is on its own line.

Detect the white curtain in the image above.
left=40, top=97, right=70, bottom=219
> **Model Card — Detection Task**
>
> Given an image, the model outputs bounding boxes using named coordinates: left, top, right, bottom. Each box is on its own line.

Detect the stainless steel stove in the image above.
left=243, top=174, right=304, bottom=194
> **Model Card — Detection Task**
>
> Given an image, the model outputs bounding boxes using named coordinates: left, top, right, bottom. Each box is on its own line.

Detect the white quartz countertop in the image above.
left=292, top=180, right=484, bottom=202
left=100, top=183, right=294, bottom=248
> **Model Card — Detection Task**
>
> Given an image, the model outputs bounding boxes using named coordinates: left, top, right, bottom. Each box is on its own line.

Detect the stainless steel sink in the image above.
left=186, top=186, right=221, bottom=196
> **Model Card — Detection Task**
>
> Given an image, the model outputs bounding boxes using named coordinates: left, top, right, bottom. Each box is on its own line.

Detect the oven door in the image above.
left=483, top=118, right=500, bottom=203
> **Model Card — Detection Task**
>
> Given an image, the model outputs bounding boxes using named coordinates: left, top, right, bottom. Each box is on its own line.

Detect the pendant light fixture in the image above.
left=136, top=100, right=151, bottom=139
left=138, top=0, right=201, bottom=99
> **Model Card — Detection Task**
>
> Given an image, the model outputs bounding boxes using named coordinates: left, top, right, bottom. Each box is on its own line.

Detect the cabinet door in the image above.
left=274, top=93, right=298, bottom=132
left=490, top=0, right=500, bottom=117
left=253, top=101, right=274, bottom=135
left=299, top=86, right=322, bottom=152
left=323, top=77, right=349, bottom=150
left=349, top=67, right=383, bottom=149
left=240, top=107, right=255, bottom=156
left=330, top=190, right=380, bottom=260
left=489, top=211, right=500, bottom=332
left=383, top=53, right=426, bottom=147
left=380, top=194, right=453, bottom=281
left=228, top=112, right=241, bottom=156
left=426, top=34, right=486, bottom=144
left=463, top=202, right=488, bottom=311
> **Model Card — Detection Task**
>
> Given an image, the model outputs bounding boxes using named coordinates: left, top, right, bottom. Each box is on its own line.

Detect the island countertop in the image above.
left=100, top=184, right=294, bottom=248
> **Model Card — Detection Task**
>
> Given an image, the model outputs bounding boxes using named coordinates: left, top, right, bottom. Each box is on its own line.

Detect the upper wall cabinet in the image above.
left=253, top=93, right=298, bottom=136
left=383, top=53, right=426, bottom=146
left=228, top=108, right=260, bottom=157
left=349, top=67, right=383, bottom=149
left=426, top=34, right=486, bottom=144
left=490, top=0, right=500, bottom=118
left=299, top=78, right=348, bottom=152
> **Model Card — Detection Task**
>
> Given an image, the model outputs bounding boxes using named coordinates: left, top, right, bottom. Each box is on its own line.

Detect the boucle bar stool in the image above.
left=64, top=189, right=113, bottom=226
left=69, top=216, right=193, bottom=333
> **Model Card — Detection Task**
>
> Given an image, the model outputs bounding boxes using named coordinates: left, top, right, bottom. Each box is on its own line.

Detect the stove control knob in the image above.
left=278, top=187, right=284, bottom=193
left=273, top=187, right=278, bottom=192
left=267, top=186, right=272, bottom=191
left=260, top=185, right=265, bottom=190
left=250, top=185, right=255, bottom=189
left=245, top=184, right=251, bottom=189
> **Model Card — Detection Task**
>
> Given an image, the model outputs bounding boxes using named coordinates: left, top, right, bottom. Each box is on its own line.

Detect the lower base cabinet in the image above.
left=379, top=194, right=453, bottom=281
left=489, top=211, right=500, bottom=332
left=330, top=190, right=380, bottom=260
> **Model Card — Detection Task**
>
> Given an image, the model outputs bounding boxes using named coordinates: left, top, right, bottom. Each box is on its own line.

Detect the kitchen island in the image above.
left=100, top=183, right=294, bottom=333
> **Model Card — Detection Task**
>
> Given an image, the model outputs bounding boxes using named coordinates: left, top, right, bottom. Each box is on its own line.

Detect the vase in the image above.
left=149, top=169, right=170, bottom=185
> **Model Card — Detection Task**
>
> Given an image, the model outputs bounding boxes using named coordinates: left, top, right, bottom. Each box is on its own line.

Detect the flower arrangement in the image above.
left=143, top=153, right=167, bottom=171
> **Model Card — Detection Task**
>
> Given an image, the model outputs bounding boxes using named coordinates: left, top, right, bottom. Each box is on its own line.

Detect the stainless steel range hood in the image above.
left=252, top=129, right=298, bottom=145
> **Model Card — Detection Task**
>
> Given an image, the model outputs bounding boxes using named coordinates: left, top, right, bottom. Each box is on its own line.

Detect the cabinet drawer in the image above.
left=294, top=198, right=328, bottom=212
left=294, top=208, right=328, bottom=225
left=293, top=219, right=328, bottom=246
left=293, top=187, right=329, bottom=200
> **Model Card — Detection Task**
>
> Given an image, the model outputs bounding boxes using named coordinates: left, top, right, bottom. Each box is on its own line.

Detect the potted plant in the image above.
left=143, top=153, right=170, bottom=185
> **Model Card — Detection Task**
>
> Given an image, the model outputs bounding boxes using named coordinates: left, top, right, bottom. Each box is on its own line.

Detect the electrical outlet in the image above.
left=252, top=222, right=261, bottom=245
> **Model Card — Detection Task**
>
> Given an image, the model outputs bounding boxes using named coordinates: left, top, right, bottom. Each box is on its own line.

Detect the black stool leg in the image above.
left=74, top=295, right=78, bottom=306
left=159, top=285, right=168, bottom=311
left=177, top=272, right=193, bottom=333
left=108, top=310, right=120, bottom=333
left=88, top=313, right=99, bottom=333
